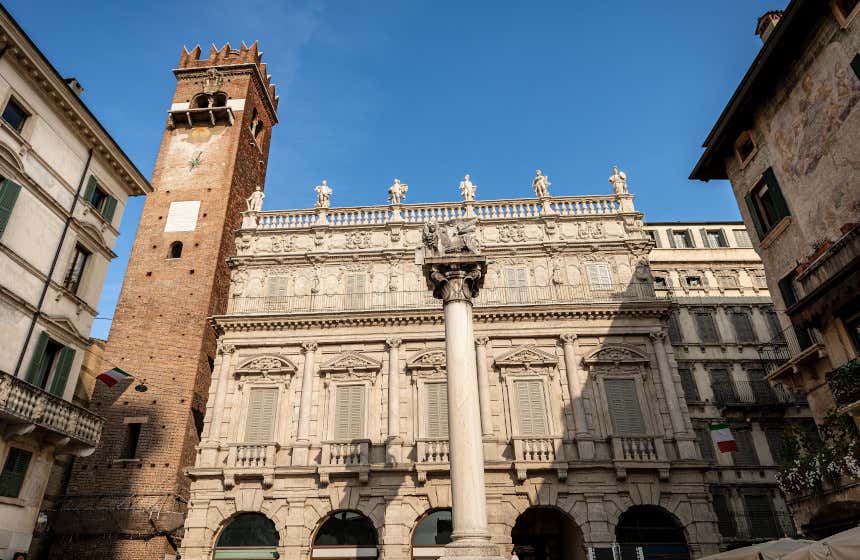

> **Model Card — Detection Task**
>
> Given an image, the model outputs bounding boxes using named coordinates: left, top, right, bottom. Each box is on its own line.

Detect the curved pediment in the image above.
left=78, top=221, right=109, bottom=248
left=407, top=350, right=446, bottom=370
left=319, top=351, right=381, bottom=373
left=494, top=345, right=559, bottom=368
left=236, top=355, right=297, bottom=374
left=583, top=345, right=648, bottom=365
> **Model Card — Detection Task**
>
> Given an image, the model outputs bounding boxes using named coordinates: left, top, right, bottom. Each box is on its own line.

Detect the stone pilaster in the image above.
left=199, top=342, right=235, bottom=466
left=474, top=337, right=494, bottom=438
left=560, top=333, right=594, bottom=460
left=386, top=337, right=403, bottom=464
left=650, top=330, right=697, bottom=460
left=293, top=341, right=317, bottom=466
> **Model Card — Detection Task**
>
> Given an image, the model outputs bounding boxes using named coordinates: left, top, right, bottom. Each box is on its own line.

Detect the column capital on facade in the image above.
left=385, top=338, right=403, bottom=349
left=423, top=258, right=487, bottom=304
left=649, top=329, right=667, bottom=342
left=559, top=333, right=578, bottom=344
left=217, top=342, right=236, bottom=355
left=301, top=342, right=318, bottom=353
left=475, top=336, right=490, bottom=347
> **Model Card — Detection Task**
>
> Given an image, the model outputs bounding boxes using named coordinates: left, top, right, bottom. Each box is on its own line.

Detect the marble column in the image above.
left=386, top=338, right=403, bottom=463
left=559, top=334, right=594, bottom=460
left=650, top=330, right=697, bottom=459
left=293, top=342, right=317, bottom=465
left=474, top=337, right=494, bottom=438
left=424, top=258, right=501, bottom=560
left=200, top=343, right=235, bottom=466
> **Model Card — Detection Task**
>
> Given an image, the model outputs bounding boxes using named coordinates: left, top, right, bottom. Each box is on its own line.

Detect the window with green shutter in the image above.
left=515, top=379, right=549, bottom=436
left=244, top=387, right=278, bottom=443
left=0, top=447, right=32, bottom=498
left=25, top=332, right=66, bottom=390
left=743, top=495, right=778, bottom=538
left=709, top=367, right=736, bottom=405
left=603, top=378, right=646, bottom=435
left=334, top=385, right=365, bottom=440
left=82, top=176, right=118, bottom=223
left=0, top=177, right=22, bottom=239
left=745, top=168, right=790, bottom=240
left=48, top=346, right=76, bottom=397
left=667, top=313, right=682, bottom=344
left=425, top=382, right=449, bottom=439
left=764, top=427, right=784, bottom=465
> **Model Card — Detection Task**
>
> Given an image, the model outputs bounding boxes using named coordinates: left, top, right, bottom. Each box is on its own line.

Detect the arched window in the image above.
left=191, top=93, right=211, bottom=109
left=314, top=511, right=378, bottom=558
left=169, top=241, right=182, bottom=259
left=616, top=506, right=689, bottom=560
left=249, top=108, right=265, bottom=144
left=412, top=509, right=452, bottom=559
left=212, top=92, right=228, bottom=107
left=214, top=513, right=278, bottom=559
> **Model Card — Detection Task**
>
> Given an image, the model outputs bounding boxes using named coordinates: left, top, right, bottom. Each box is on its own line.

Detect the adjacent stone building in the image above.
left=0, top=6, right=150, bottom=559
left=690, top=0, right=860, bottom=537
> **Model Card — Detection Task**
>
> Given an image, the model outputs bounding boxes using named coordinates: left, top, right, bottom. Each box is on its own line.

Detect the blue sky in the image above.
left=6, top=0, right=786, bottom=338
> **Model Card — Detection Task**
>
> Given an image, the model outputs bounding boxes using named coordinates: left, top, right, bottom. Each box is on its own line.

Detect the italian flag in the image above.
left=710, top=422, right=737, bottom=453
left=96, top=367, right=132, bottom=388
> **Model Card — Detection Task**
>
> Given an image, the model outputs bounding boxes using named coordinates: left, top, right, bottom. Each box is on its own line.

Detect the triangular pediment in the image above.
left=494, top=345, right=559, bottom=367
left=237, top=355, right=297, bottom=373
left=584, top=345, right=648, bottom=365
left=319, top=351, right=381, bottom=373
left=407, top=350, right=446, bottom=370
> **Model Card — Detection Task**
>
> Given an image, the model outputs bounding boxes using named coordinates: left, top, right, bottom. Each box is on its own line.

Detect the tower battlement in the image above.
left=178, top=42, right=278, bottom=109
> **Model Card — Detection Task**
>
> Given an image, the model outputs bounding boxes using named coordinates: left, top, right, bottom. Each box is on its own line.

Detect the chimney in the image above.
left=64, top=77, right=84, bottom=96
left=756, top=11, right=784, bottom=43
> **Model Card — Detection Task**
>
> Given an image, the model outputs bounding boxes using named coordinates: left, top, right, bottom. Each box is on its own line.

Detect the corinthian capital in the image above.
left=649, top=330, right=667, bottom=341
left=385, top=338, right=403, bottom=349
left=560, top=333, right=578, bottom=344
left=301, top=342, right=318, bottom=353
left=425, top=262, right=486, bottom=304
left=475, top=336, right=490, bottom=347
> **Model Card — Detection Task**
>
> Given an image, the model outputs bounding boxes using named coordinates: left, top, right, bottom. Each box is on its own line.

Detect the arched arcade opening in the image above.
left=214, top=512, right=279, bottom=559
left=512, top=507, right=585, bottom=560
left=312, top=510, right=379, bottom=560
left=615, top=506, right=690, bottom=560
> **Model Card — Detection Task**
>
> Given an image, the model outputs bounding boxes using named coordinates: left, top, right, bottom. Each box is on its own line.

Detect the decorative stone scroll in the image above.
left=234, top=355, right=297, bottom=382
left=494, top=345, right=559, bottom=378
left=406, top=350, right=446, bottom=380
left=583, top=345, right=648, bottom=366
left=318, top=351, right=381, bottom=383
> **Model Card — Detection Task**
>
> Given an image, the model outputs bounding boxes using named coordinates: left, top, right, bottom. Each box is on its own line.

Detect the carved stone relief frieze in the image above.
left=319, top=351, right=382, bottom=385
left=345, top=230, right=373, bottom=250
left=406, top=350, right=447, bottom=382
left=494, top=345, right=559, bottom=378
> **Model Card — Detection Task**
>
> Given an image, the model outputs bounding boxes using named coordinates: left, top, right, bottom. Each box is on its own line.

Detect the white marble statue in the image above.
left=314, top=180, right=332, bottom=209
left=246, top=185, right=265, bottom=212
left=388, top=178, right=408, bottom=205
left=459, top=174, right=476, bottom=201
left=608, top=165, right=628, bottom=194
left=532, top=169, right=551, bottom=198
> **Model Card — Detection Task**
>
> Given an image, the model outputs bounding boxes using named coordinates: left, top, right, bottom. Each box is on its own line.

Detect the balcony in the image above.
left=415, top=438, right=450, bottom=484
left=222, top=442, right=279, bottom=488
left=0, top=370, right=103, bottom=450
left=826, top=358, right=860, bottom=413
left=319, top=440, right=370, bottom=485
left=512, top=436, right=566, bottom=482
left=711, top=379, right=805, bottom=409
left=759, top=325, right=827, bottom=380
left=229, top=282, right=660, bottom=315
left=718, top=512, right=798, bottom=542
left=609, top=434, right=669, bottom=480
left=167, top=106, right=234, bottom=128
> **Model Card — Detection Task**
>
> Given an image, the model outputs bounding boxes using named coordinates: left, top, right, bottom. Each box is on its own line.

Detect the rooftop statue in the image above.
left=609, top=165, right=628, bottom=194
left=532, top=169, right=551, bottom=198
left=459, top=174, right=477, bottom=201
left=246, top=185, right=265, bottom=212
left=388, top=178, right=409, bottom=205
left=422, top=218, right=482, bottom=257
left=314, top=180, right=332, bottom=209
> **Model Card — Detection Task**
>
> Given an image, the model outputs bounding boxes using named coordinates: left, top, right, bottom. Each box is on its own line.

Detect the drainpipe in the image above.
left=13, top=147, right=94, bottom=377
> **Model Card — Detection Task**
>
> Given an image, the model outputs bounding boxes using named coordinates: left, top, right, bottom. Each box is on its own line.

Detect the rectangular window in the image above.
left=645, top=230, right=661, bottom=247
left=765, top=310, right=783, bottom=340
left=0, top=447, right=32, bottom=498
left=745, top=168, right=790, bottom=239
left=425, top=382, right=449, bottom=439
left=334, top=385, right=365, bottom=440
left=244, top=387, right=278, bottom=443
left=711, top=493, right=737, bottom=538
left=603, top=378, right=646, bottom=435
left=64, top=244, right=90, bottom=294
left=685, top=275, right=703, bottom=288
left=730, top=312, right=756, bottom=343
left=515, top=380, right=549, bottom=436
left=733, top=427, right=759, bottom=466
left=694, top=312, right=719, bottom=343
left=670, top=229, right=694, bottom=248
left=743, top=495, right=779, bottom=538
left=733, top=229, right=753, bottom=248
left=0, top=178, right=22, bottom=239
left=24, top=332, right=75, bottom=395
left=678, top=367, right=700, bottom=402
left=765, top=427, right=784, bottom=465
left=82, top=176, right=118, bottom=223
left=345, top=273, right=367, bottom=310
left=747, top=368, right=774, bottom=402
left=667, top=313, right=682, bottom=344
left=504, top=267, right=529, bottom=303
left=586, top=263, right=612, bottom=290
left=703, top=229, right=728, bottom=248
left=121, top=422, right=142, bottom=459
left=695, top=425, right=715, bottom=462
left=778, top=272, right=799, bottom=308
left=2, top=97, right=29, bottom=132
left=717, top=273, right=739, bottom=289
left=653, top=276, right=668, bottom=289
left=709, top=367, right=736, bottom=404
left=267, top=275, right=289, bottom=298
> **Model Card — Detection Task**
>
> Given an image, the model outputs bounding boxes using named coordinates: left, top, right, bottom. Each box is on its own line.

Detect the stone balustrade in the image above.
left=319, top=440, right=371, bottom=485
left=227, top=443, right=278, bottom=469
left=0, top=369, right=104, bottom=448
left=611, top=435, right=666, bottom=463
left=513, top=436, right=562, bottom=462
left=417, top=439, right=450, bottom=464
left=251, top=194, right=630, bottom=230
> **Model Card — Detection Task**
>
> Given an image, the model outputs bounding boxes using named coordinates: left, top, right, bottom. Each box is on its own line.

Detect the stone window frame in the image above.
left=494, top=345, right=562, bottom=440
left=668, top=228, right=696, bottom=249
left=230, top=355, right=297, bottom=444
left=318, top=351, right=382, bottom=443
left=831, top=0, right=860, bottom=28
left=584, top=345, right=657, bottom=438
left=406, top=349, right=449, bottom=443
left=733, top=130, right=758, bottom=169
left=0, top=89, right=35, bottom=139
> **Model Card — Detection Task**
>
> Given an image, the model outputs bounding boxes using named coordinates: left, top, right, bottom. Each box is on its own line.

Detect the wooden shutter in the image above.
left=733, top=229, right=752, bottom=247
left=695, top=313, right=719, bottom=343
left=666, top=230, right=677, bottom=248
left=515, top=380, right=549, bottom=436
left=101, top=196, right=117, bottom=222
left=744, top=191, right=766, bottom=240
left=765, top=311, right=783, bottom=340
left=505, top=268, right=528, bottom=303
left=244, top=387, right=278, bottom=443
left=268, top=275, right=289, bottom=298
left=678, top=368, right=700, bottom=402
left=586, top=263, right=611, bottom=289
left=695, top=426, right=715, bottom=461
left=0, top=448, right=32, bottom=498
left=603, top=378, right=645, bottom=434
left=83, top=175, right=97, bottom=203
left=731, top=312, right=755, bottom=343
left=346, top=273, right=367, bottom=309
left=711, top=493, right=736, bottom=537
left=733, top=427, right=758, bottom=466
left=763, top=167, right=790, bottom=221
left=334, top=385, right=365, bottom=440
left=699, top=228, right=710, bottom=248
left=425, top=382, right=449, bottom=439
left=709, top=368, right=735, bottom=403
left=0, top=178, right=22, bottom=238
left=49, top=346, right=76, bottom=397
left=25, top=332, right=50, bottom=385
left=744, top=495, right=778, bottom=538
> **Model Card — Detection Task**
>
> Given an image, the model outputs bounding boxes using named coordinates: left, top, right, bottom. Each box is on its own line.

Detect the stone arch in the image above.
left=583, top=345, right=649, bottom=365
left=494, top=487, right=591, bottom=549
left=410, top=507, right=453, bottom=553
left=614, top=504, right=691, bottom=560
left=0, top=142, right=24, bottom=173
left=511, top=505, right=586, bottom=560
left=310, top=508, right=381, bottom=559
left=302, top=498, right=387, bottom=551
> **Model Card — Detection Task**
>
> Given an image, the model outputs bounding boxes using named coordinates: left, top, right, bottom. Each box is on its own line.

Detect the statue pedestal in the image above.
left=240, top=210, right=258, bottom=229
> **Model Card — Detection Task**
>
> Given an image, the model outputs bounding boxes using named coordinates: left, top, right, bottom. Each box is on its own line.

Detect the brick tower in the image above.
left=51, top=43, right=278, bottom=560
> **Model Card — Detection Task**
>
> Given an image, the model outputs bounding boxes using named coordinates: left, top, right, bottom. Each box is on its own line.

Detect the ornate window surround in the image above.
left=318, top=351, right=382, bottom=443
left=406, top=349, right=448, bottom=441
left=494, top=345, right=562, bottom=439
left=230, top=354, right=297, bottom=444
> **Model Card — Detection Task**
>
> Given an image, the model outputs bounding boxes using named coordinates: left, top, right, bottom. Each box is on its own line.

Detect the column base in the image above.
left=444, top=540, right=504, bottom=560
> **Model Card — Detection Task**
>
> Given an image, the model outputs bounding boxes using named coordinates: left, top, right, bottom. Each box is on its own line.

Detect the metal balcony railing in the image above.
left=758, top=325, right=824, bottom=375
left=711, top=379, right=805, bottom=408
left=718, top=512, right=798, bottom=541
left=826, top=357, right=860, bottom=408
left=228, top=282, right=659, bottom=314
